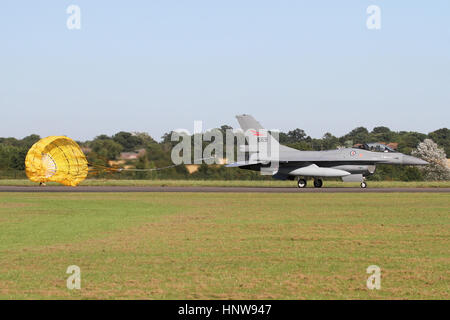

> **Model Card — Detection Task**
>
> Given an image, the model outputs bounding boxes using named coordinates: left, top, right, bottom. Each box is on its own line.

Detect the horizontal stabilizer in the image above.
left=225, top=161, right=261, bottom=168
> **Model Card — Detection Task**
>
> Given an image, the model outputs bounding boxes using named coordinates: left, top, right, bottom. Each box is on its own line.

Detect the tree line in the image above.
left=0, top=126, right=448, bottom=181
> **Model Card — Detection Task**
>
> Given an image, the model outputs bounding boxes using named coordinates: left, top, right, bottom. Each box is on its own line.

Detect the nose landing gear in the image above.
left=360, top=182, right=367, bottom=188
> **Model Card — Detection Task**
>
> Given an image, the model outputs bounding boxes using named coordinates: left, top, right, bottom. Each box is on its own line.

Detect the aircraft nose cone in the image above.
left=402, top=155, right=428, bottom=165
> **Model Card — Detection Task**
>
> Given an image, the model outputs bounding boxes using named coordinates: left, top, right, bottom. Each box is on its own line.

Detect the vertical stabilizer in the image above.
left=235, top=114, right=281, bottom=161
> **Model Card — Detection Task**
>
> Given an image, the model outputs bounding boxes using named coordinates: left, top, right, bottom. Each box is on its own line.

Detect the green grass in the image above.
left=1, top=179, right=450, bottom=188
left=0, top=192, right=448, bottom=299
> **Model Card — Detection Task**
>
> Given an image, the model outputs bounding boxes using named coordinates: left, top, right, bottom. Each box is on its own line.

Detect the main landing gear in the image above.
left=297, top=179, right=307, bottom=188
left=313, top=178, right=323, bottom=188
left=360, top=182, right=367, bottom=188
left=297, top=178, right=323, bottom=188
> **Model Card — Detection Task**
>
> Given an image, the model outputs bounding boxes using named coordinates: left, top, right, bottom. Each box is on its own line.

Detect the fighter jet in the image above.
left=226, top=115, right=428, bottom=188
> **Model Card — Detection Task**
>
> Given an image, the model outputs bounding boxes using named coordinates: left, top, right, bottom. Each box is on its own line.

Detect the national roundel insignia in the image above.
left=350, top=150, right=356, bottom=156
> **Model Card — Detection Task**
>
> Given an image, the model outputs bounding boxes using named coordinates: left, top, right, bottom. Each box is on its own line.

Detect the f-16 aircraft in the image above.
left=226, top=115, right=428, bottom=188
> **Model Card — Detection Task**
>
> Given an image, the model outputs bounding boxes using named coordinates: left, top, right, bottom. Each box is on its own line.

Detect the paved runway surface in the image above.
left=0, top=186, right=449, bottom=193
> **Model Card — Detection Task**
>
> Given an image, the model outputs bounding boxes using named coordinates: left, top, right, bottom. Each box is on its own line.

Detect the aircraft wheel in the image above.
left=313, top=178, right=323, bottom=188
left=360, top=182, right=367, bottom=188
left=297, top=179, right=307, bottom=188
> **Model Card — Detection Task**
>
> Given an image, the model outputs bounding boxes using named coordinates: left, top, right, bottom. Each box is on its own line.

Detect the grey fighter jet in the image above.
left=226, top=115, right=428, bottom=188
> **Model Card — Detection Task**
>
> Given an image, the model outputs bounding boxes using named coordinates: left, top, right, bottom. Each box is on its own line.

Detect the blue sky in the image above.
left=1, top=1, right=449, bottom=141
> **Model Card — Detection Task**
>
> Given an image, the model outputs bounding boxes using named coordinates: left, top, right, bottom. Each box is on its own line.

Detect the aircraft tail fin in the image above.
left=235, top=114, right=282, bottom=159
left=236, top=114, right=265, bottom=132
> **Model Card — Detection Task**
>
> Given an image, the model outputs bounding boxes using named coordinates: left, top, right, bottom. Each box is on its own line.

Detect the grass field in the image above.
left=0, top=192, right=449, bottom=299
left=1, top=179, right=450, bottom=188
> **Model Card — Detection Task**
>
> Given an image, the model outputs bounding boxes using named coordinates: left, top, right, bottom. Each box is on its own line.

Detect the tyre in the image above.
left=313, top=179, right=323, bottom=188
left=297, top=179, right=307, bottom=188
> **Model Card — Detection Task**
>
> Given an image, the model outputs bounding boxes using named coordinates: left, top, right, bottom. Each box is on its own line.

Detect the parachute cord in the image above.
left=117, top=163, right=180, bottom=172
left=87, top=157, right=215, bottom=173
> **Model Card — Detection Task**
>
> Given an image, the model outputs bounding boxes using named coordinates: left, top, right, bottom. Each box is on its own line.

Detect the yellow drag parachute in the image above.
left=25, top=136, right=88, bottom=186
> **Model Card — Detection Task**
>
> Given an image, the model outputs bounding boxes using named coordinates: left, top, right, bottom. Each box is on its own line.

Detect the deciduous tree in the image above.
left=412, top=139, right=449, bottom=181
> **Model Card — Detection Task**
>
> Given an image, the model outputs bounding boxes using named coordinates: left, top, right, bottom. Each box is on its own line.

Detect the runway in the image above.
left=0, top=186, right=449, bottom=193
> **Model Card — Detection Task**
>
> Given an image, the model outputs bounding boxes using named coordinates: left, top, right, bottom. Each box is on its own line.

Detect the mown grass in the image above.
left=1, top=179, right=450, bottom=188
left=0, top=192, right=448, bottom=299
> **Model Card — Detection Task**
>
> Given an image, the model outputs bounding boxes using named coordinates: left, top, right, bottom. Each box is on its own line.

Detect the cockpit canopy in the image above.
left=358, top=143, right=397, bottom=153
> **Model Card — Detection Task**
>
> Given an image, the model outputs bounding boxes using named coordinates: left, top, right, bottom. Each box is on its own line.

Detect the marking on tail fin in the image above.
left=250, top=130, right=265, bottom=137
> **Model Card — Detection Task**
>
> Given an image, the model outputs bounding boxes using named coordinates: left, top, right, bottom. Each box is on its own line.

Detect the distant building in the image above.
left=118, top=148, right=146, bottom=161
left=215, top=157, right=228, bottom=165
left=386, top=142, right=398, bottom=150
left=185, top=165, right=199, bottom=174
left=185, top=158, right=228, bottom=174
left=108, top=160, right=126, bottom=167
